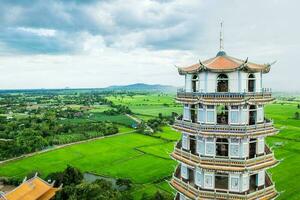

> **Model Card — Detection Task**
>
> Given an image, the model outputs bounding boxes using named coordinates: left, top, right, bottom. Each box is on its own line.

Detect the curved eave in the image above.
left=178, top=64, right=271, bottom=75
left=172, top=124, right=279, bottom=139
left=172, top=152, right=279, bottom=173
left=175, top=96, right=275, bottom=105
left=178, top=56, right=273, bottom=75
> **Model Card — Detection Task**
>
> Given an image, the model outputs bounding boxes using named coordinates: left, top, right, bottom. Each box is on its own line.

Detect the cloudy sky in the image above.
left=0, top=0, right=299, bottom=91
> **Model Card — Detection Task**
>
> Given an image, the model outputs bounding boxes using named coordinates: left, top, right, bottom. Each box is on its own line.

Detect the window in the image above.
left=217, top=74, right=229, bottom=92
left=198, top=104, right=205, bottom=123
left=190, top=104, right=197, bottom=123
left=248, top=74, right=256, bottom=92
left=257, top=105, right=264, bottom=122
left=197, top=137, right=205, bottom=155
left=230, top=139, right=240, bottom=158
left=181, top=164, right=188, bottom=179
left=206, top=105, right=215, bottom=123
left=249, top=105, right=256, bottom=125
left=215, top=173, right=229, bottom=190
left=230, top=105, right=239, bottom=124
left=230, top=176, right=239, bottom=191
left=192, top=74, right=199, bottom=92
left=182, top=134, right=189, bottom=150
left=207, top=105, right=214, bottom=109
left=195, top=170, right=203, bottom=187
left=216, top=138, right=229, bottom=157
left=205, top=138, right=215, bottom=156
left=204, top=174, right=214, bottom=189
left=217, top=105, right=228, bottom=124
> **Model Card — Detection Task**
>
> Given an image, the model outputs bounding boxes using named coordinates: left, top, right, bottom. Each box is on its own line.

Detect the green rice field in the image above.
left=0, top=125, right=180, bottom=199
left=0, top=93, right=299, bottom=199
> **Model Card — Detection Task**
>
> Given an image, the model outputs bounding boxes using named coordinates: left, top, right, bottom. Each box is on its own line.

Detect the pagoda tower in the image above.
left=170, top=25, right=278, bottom=200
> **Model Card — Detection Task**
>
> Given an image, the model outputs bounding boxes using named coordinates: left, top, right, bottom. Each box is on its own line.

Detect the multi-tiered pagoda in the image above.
left=170, top=26, right=278, bottom=200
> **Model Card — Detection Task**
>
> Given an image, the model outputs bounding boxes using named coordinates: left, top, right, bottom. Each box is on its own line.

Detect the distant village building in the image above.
left=0, top=174, right=60, bottom=200
left=170, top=24, right=278, bottom=200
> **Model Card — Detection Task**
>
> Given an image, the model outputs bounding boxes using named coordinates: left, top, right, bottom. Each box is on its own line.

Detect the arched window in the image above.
left=192, top=74, right=199, bottom=92
left=249, top=105, right=256, bottom=125
left=216, top=138, right=229, bottom=157
left=248, top=74, right=256, bottom=92
left=217, top=74, right=228, bottom=92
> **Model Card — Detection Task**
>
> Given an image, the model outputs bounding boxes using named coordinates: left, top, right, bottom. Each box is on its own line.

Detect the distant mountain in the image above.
left=0, top=83, right=178, bottom=94
left=103, top=83, right=177, bottom=93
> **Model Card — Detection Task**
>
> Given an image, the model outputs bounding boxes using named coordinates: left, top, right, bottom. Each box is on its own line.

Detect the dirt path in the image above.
left=0, top=130, right=136, bottom=165
left=126, top=114, right=154, bottom=133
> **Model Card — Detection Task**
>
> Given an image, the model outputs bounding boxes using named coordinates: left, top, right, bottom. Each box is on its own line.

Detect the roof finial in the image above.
left=220, top=21, right=224, bottom=51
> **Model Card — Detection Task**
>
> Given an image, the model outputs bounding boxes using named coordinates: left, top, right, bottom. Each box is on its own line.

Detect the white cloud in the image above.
left=0, top=0, right=299, bottom=91
left=16, top=27, right=57, bottom=37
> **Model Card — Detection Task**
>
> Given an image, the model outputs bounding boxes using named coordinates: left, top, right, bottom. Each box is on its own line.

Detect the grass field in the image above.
left=265, top=103, right=300, bottom=200
left=89, top=112, right=137, bottom=127
left=0, top=93, right=299, bottom=199
left=63, top=112, right=137, bottom=127
left=0, top=126, right=180, bottom=199
left=107, top=94, right=182, bottom=118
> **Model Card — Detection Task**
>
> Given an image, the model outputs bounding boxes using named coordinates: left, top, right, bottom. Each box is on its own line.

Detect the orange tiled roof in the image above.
left=178, top=51, right=271, bottom=74
left=1, top=176, right=60, bottom=200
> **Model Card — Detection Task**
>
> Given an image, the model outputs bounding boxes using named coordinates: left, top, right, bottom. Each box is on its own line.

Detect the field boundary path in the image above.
left=126, top=114, right=154, bottom=133
left=0, top=130, right=136, bottom=165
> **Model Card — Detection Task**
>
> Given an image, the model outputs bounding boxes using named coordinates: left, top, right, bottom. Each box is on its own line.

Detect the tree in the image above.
left=46, top=165, right=83, bottom=187
left=62, top=165, right=83, bottom=186
left=55, top=179, right=132, bottom=200
left=295, top=112, right=300, bottom=120
left=16, top=129, right=48, bottom=153
left=116, top=178, right=132, bottom=189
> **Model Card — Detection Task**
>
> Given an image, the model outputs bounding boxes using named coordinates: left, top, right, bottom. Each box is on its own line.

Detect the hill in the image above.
left=103, top=83, right=177, bottom=93
left=0, top=83, right=177, bottom=94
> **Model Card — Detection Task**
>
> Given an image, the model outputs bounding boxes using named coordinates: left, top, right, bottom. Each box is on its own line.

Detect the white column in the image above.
left=257, top=137, right=265, bottom=154
left=185, top=74, right=192, bottom=92
left=183, top=104, right=191, bottom=121
left=241, top=173, right=250, bottom=192
left=241, top=138, right=249, bottom=158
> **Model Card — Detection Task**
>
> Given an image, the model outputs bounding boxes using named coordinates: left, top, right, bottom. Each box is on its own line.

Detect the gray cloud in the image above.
left=0, top=0, right=203, bottom=53
left=0, top=0, right=299, bottom=91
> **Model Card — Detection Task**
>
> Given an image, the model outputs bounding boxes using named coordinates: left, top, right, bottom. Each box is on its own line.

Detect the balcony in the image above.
left=170, top=165, right=278, bottom=200
left=173, top=119, right=278, bottom=138
left=176, top=88, right=274, bottom=104
left=171, top=141, right=278, bottom=172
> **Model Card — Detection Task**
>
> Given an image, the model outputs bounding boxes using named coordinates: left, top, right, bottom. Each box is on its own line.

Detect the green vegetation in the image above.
left=264, top=102, right=300, bottom=199
left=107, top=94, right=182, bottom=117
left=47, top=166, right=133, bottom=200
left=0, top=91, right=300, bottom=199
left=0, top=128, right=180, bottom=199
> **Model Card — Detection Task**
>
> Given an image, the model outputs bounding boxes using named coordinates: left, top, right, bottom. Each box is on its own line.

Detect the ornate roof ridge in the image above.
left=178, top=52, right=272, bottom=74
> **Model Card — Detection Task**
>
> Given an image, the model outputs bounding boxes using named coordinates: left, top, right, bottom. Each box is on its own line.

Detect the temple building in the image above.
left=0, top=174, right=60, bottom=200
left=170, top=24, right=278, bottom=200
